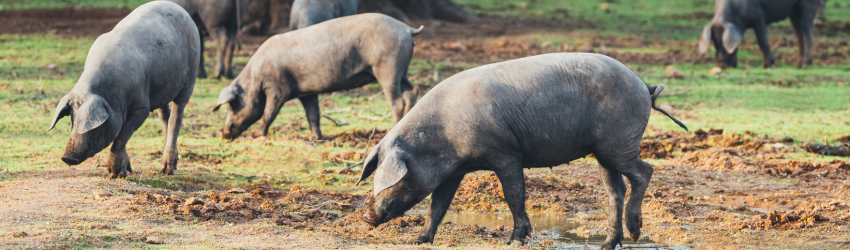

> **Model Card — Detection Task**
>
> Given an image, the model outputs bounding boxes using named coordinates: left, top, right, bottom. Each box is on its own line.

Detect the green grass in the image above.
left=456, top=0, right=850, bottom=39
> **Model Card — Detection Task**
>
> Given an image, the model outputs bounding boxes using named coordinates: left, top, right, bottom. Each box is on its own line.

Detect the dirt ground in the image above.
left=2, top=7, right=850, bottom=249
left=3, top=127, right=849, bottom=249
left=4, top=7, right=850, bottom=67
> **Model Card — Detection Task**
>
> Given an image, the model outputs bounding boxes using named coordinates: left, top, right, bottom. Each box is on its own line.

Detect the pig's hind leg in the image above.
left=161, top=87, right=194, bottom=175
left=594, top=147, right=653, bottom=249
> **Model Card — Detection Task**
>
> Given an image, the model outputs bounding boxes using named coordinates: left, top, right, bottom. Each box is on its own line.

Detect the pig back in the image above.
left=398, top=53, right=652, bottom=168
left=83, top=1, right=200, bottom=111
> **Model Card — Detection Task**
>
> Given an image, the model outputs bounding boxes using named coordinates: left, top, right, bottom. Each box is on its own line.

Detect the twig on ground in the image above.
left=348, top=125, right=377, bottom=170
left=322, top=114, right=349, bottom=126
left=659, top=88, right=691, bottom=97
left=351, top=110, right=390, bottom=121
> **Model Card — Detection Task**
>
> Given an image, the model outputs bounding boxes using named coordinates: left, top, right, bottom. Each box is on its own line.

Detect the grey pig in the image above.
left=356, top=53, right=688, bottom=249
left=698, top=0, right=827, bottom=68
left=214, top=13, right=422, bottom=140
left=48, top=1, right=200, bottom=178
left=289, top=0, right=360, bottom=30
left=168, top=0, right=244, bottom=79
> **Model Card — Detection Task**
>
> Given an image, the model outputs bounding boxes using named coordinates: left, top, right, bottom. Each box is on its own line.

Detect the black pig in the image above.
left=357, top=53, right=688, bottom=249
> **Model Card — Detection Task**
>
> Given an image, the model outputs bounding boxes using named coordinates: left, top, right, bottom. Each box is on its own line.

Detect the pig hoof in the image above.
left=411, top=235, right=432, bottom=245
left=507, top=240, right=523, bottom=246
left=600, top=234, right=623, bottom=250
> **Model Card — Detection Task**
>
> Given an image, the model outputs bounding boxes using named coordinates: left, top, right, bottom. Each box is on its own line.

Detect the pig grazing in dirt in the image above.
left=289, top=0, right=360, bottom=30
left=168, top=0, right=244, bottom=79
left=214, top=13, right=422, bottom=140
left=356, top=53, right=688, bottom=249
left=47, top=1, right=200, bottom=178
left=698, top=0, right=827, bottom=68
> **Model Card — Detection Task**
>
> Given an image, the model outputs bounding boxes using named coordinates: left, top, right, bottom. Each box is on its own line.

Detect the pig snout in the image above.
left=221, top=130, right=233, bottom=140
left=61, top=142, right=87, bottom=165
left=61, top=156, right=81, bottom=165
left=360, top=212, right=378, bottom=227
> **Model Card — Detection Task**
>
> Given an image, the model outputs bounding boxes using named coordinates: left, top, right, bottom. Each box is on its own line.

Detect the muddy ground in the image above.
left=4, top=7, right=850, bottom=68
left=2, top=7, right=850, bottom=250
left=3, top=127, right=849, bottom=249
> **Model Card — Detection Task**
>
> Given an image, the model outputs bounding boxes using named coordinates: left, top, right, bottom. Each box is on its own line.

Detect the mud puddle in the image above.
left=406, top=210, right=670, bottom=248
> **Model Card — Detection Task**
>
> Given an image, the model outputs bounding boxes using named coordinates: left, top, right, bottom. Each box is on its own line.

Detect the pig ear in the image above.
left=372, top=151, right=408, bottom=196
left=47, top=95, right=72, bottom=131
left=356, top=146, right=382, bottom=185
left=721, top=23, right=742, bottom=53
left=213, top=84, right=243, bottom=111
left=698, top=25, right=712, bottom=55
left=74, top=95, right=110, bottom=134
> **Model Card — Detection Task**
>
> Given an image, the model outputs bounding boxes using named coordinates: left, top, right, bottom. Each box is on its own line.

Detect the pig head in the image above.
left=48, top=93, right=122, bottom=165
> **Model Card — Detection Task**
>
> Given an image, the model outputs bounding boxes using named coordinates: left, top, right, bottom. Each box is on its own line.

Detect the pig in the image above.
left=168, top=0, right=244, bottom=79
left=289, top=0, right=361, bottom=30
left=47, top=1, right=200, bottom=178
left=214, top=13, right=422, bottom=140
left=698, top=0, right=828, bottom=69
left=356, top=53, right=688, bottom=249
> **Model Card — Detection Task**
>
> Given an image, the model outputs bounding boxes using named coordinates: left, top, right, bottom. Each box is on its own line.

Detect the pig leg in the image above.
left=157, top=106, right=171, bottom=138
left=209, top=27, right=227, bottom=79
left=259, top=92, right=287, bottom=138
left=400, top=77, right=418, bottom=116
left=105, top=109, right=148, bottom=178
left=596, top=164, right=626, bottom=250
left=620, top=158, right=653, bottom=243
left=223, top=23, right=237, bottom=79
left=161, top=88, right=193, bottom=175
left=195, top=26, right=207, bottom=78
left=790, top=12, right=816, bottom=67
left=753, top=21, right=775, bottom=68
left=374, top=66, right=405, bottom=124
left=414, top=175, right=465, bottom=244
left=298, top=95, right=323, bottom=140
left=495, top=167, right=532, bottom=245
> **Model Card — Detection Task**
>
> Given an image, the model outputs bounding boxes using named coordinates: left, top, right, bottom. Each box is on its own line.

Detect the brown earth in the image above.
left=4, top=7, right=850, bottom=68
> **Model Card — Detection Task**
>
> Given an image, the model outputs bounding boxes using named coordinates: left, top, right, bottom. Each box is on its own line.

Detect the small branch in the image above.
left=322, top=114, right=349, bottom=126
left=351, top=110, right=390, bottom=121
left=349, top=125, right=377, bottom=170
left=660, top=88, right=691, bottom=97
left=181, top=127, right=204, bottom=136
left=323, top=107, right=353, bottom=114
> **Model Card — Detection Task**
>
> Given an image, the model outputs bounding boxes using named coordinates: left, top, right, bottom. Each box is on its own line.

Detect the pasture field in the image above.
left=1, top=0, right=849, bottom=249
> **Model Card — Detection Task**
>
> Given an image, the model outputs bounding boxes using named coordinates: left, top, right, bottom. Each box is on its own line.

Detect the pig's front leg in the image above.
left=414, top=175, right=465, bottom=244
left=106, top=108, right=148, bottom=178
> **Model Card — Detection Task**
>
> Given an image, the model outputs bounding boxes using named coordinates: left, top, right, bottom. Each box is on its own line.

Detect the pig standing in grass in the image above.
left=48, top=1, right=200, bottom=178
left=289, top=0, right=360, bottom=30
left=356, top=53, right=688, bottom=249
left=698, top=0, right=827, bottom=68
left=214, top=13, right=422, bottom=140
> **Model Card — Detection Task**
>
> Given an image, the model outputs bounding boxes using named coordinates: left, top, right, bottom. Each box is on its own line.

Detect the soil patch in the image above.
left=0, top=8, right=132, bottom=37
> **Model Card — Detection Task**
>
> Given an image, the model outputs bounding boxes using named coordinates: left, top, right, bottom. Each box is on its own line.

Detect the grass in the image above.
left=0, top=2, right=849, bottom=248
left=456, top=0, right=850, bottom=39
left=2, top=33, right=847, bottom=182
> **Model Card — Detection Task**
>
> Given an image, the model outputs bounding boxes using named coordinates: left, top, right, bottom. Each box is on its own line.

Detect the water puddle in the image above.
left=325, top=209, right=687, bottom=249
left=434, top=211, right=687, bottom=249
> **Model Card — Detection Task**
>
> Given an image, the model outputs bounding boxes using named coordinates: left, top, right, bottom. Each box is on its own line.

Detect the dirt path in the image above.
left=0, top=169, right=343, bottom=248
